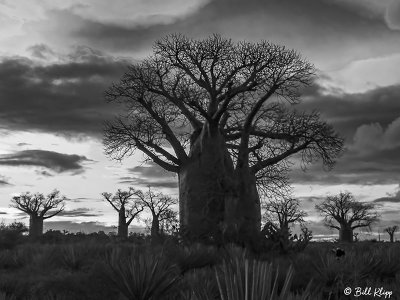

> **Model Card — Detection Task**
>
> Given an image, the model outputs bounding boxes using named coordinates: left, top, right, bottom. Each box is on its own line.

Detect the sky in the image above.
left=0, top=0, right=400, bottom=240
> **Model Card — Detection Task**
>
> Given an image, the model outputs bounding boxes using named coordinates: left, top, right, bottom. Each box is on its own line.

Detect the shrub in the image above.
left=215, top=255, right=315, bottom=300
left=0, top=222, right=27, bottom=250
left=104, top=247, right=180, bottom=300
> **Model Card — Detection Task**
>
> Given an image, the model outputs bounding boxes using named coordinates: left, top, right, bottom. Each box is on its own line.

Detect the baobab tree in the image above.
left=385, top=225, right=398, bottom=242
left=103, top=34, right=343, bottom=240
left=263, top=197, right=307, bottom=236
left=102, top=188, right=144, bottom=238
left=262, top=197, right=307, bottom=251
left=10, top=190, right=66, bottom=238
left=135, top=187, right=178, bottom=238
left=315, top=192, right=379, bottom=243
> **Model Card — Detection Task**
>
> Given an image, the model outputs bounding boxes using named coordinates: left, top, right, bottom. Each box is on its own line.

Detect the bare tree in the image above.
left=385, top=225, right=398, bottom=243
left=315, top=192, right=379, bottom=242
left=102, top=188, right=144, bottom=238
left=104, top=34, right=343, bottom=239
left=10, top=190, right=66, bottom=238
left=136, top=187, right=178, bottom=238
left=263, top=197, right=307, bottom=234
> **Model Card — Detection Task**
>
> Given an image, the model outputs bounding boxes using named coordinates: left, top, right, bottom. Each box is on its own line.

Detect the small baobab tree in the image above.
left=102, top=187, right=145, bottom=238
left=263, top=197, right=307, bottom=235
left=10, top=190, right=66, bottom=238
left=136, top=187, right=178, bottom=238
left=262, top=197, right=308, bottom=251
left=315, top=191, right=379, bottom=243
left=385, top=225, right=398, bottom=242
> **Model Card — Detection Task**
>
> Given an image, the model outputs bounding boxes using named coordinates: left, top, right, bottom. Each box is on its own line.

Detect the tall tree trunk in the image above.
left=179, top=123, right=235, bottom=240
left=118, top=208, right=128, bottom=238
left=231, top=167, right=261, bottom=237
left=390, top=233, right=394, bottom=243
left=29, top=215, right=44, bottom=238
left=151, top=216, right=160, bottom=238
left=339, top=224, right=353, bottom=242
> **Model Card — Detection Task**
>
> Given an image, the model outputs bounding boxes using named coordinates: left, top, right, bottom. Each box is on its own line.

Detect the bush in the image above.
left=104, top=247, right=180, bottom=300
left=0, top=222, right=27, bottom=250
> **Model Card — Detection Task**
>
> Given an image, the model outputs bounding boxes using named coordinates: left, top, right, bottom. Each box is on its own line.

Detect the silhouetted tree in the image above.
left=104, top=34, right=343, bottom=240
left=315, top=192, right=379, bottom=242
left=262, top=198, right=308, bottom=252
left=136, top=187, right=178, bottom=238
left=263, top=197, right=307, bottom=234
left=102, top=188, right=145, bottom=238
left=10, top=190, right=66, bottom=238
left=385, top=225, right=398, bottom=242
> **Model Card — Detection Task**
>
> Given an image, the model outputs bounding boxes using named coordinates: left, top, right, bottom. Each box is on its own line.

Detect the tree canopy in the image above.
left=315, top=191, right=379, bottom=231
left=11, top=190, right=66, bottom=219
left=104, top=34, right=343, bottom=193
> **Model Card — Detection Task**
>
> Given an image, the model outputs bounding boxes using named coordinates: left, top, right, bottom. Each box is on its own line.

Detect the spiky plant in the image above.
left=105, top=248, right=179, bottom=300
left=215, top=255, right=313, bottom=300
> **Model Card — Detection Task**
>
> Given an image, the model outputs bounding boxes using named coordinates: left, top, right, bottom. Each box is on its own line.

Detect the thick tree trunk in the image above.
left=179, top=123, right=236, bottom=239
left=29, top=215, right=44, bottom=238
left=339, top=224, right=353, bottom=242
left=118, top=208, right=128, bottom=238
left=224, top=167, right=261, bottom=240
left=389, top=233, right=394, bottom=243
left=151, top=216, right=160, bottom=238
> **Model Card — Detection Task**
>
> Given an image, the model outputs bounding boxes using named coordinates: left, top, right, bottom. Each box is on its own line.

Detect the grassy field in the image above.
left=0, top=233, right=399, bottom=300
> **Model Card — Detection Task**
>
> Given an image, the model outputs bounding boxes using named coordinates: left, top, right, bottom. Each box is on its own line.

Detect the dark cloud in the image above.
left=0, top=47, right=129, bottom=137
left=35, top=170, right=54, bottom=177
left=0, top=211, right=7, bottom=215
left=119, top=178, right=178, bottom=189
left=374, top=197, right=400, bottom=203
left=68, top=197, right=96, bottom=203
left=30, top=0, right=400, bottom=68
left=27, top=44, right=57, bottom=60
left=128, top=163, right=175, bottom=179
left=120, top=162, right=177, bottom=189
left=0, top=175, right=12, bottom=186
left=299, top=84, right=400, bottom=140
left=373, top=189, right=400, bottom=203
left=290, top=146, right=400, bottom=186
left=57, top=208, right=101, bottom=217
left=0, top=180, right=11, bottom=186
left=287, top=84, right=400, bottom=186
left=0, top=150, right=91, bottom=174
left=17, top=143, right=31, bottom=147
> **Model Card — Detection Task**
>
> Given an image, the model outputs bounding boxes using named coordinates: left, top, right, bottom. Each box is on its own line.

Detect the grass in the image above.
left=0, top=236, right=399, bottom=299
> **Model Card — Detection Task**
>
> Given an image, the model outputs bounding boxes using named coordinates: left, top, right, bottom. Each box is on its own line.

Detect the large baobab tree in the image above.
left=102, top=188, right=144, bottom=238
left=10, top=190, right=66, bottom=238
left=385, top=225, right=398, bottom=242
left=104, top=34, right=343, bottom=240
left=135, top=187, right=178, bottom=238
left=315, top=192, right=379, bottom=243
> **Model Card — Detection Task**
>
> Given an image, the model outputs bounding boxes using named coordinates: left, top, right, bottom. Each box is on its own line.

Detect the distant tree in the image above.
left=385, top=225, right=398, bottom=243
left=263, top=197, right=307, bottom=235
left=315, top=192, right=379, bottom=243
left=136, top=187, right=178, bottom=238
left=10, top=190, right=66, bottom=238
left=103, top=34, right=344, bottom=241
left=261, top=197, right=308, bottom=252
left=102, top=187, right=145, bottom=238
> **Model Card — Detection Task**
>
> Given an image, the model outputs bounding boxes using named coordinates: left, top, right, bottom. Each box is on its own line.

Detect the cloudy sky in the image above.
left=0, top=0, right=400, bottom=239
